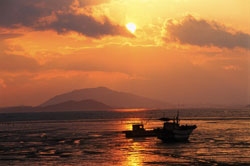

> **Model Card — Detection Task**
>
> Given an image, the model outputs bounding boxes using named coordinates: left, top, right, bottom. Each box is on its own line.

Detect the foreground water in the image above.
left=0, top=109, right=249, bottom=166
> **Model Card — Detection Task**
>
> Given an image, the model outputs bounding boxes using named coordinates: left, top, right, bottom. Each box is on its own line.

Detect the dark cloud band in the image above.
left=0, top=0, right=131, bottom=38
left=165, top=15, right=250, bottom=49
left=36, top=14, right=132, bottom=38
left=0, top=54, right=39, bottom=72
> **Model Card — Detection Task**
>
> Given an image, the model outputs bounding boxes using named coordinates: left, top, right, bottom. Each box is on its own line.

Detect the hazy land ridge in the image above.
left=0, top=87, right=168, bottom=113
left=41, top=87, right=168, bottom=109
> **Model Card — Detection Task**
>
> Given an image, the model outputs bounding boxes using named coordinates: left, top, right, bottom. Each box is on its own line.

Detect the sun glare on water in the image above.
left=126, top=23, right=136, bottom=33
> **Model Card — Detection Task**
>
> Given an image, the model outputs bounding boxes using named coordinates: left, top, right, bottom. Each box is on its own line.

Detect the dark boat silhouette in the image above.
left=123, top=112, right=197, bottom=141
left=155, top=112, right=197, bottom=142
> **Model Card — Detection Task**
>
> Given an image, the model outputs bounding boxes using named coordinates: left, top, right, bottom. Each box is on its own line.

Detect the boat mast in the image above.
left=176, top=111, right=180, bottom=124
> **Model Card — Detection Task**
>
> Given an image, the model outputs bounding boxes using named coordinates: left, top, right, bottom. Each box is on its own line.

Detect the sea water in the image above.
left=0, top=109, right=249, bottom=166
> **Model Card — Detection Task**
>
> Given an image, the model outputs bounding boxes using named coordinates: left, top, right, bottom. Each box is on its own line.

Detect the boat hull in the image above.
left=155, top=126, right=197, bottom=142
left=123, top=130, right=156, bottom=138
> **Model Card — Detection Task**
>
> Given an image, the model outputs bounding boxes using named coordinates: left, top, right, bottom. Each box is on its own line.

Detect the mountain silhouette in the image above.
left=0, top=99, right=112, bottom=113
left=40, top=87, right=168, bottom=109
left=0, top=106, right=33, bottom=113
left=38, top=99, right=112, bottom=111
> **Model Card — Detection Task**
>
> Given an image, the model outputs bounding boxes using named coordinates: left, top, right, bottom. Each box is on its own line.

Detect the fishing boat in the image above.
left=122, top=123, right=156, bottom=138
left=154, top=112, right=197, bottom=142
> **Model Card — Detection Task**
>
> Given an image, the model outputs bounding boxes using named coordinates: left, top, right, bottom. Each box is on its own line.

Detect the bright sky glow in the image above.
left=126, top=23, right=136, bottom=33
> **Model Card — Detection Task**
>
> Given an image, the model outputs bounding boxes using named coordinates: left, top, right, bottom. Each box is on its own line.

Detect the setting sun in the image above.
left=126, top=23, right=136, bottom=33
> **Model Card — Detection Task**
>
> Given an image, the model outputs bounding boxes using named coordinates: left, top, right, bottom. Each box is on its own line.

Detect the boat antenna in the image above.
left=176, top=110, right=180, bottom=124
left=176, top=103, right=181, bottom=124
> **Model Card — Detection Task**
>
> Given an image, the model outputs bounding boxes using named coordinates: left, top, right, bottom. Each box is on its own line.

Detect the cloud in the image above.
left=0, top=54, right=40, bottom=72
left=164, top=15, right=250, bottom=49
left=0, top=0, right=70, bottom=28
left=0, top=0, right=131, bottom=38
left=0, top=33, right=23, bottom=40
left=37, top=13, right=132, bottom=38
left=223, top=65, right=241, bottom=71
left=77, top=0, right=110, bottom=6
left=0, top=79, right=6, bottom=88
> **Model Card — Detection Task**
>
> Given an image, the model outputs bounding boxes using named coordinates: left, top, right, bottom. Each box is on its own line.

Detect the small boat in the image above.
left=123, top=123, right=156, bottom=138
left=154, top=112, right=197, bottom=142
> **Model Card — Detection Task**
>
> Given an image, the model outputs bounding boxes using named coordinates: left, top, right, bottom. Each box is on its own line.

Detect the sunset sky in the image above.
left=0, top=0, right=249, bottom=107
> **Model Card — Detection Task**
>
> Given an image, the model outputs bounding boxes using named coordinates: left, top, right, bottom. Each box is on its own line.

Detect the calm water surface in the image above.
left=0, top=109, right=249, bottom=166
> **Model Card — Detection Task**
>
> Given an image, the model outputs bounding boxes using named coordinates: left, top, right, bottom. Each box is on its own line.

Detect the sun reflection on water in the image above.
left=123, top=141, right=144, bottom=166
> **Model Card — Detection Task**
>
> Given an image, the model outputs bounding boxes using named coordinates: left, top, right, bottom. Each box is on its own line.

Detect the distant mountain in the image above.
left=37, top=99, right=112, bottom=112
left=40, top=87, right=168, bottom=109
left=0, top=106, right=33, bottom=113
left=0, top=99, right=112, bottom=113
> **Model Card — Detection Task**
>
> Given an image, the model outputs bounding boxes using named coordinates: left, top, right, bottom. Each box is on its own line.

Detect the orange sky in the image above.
left=0, top=0, right=249, bottom=107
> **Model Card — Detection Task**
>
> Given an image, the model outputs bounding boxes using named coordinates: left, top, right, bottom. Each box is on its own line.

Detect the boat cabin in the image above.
left=163, top=122, right=179, bottom=130
left=132, top=124, right=145, bottom=131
